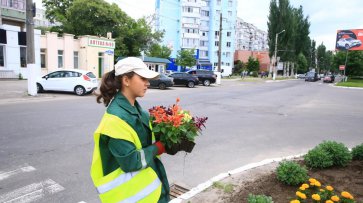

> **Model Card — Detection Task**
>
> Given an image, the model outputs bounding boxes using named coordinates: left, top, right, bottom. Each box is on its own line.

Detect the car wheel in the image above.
left=158, top=83, right=166, bottom=90
left=345, top=44, right=350, bottom=50
left=74, top=85, right=86, bottom=96
left=187, top=81, right=195, bottom=88
left=203, top=79, right=211, bottom=86
left=36, top=83, right=43, bottom=93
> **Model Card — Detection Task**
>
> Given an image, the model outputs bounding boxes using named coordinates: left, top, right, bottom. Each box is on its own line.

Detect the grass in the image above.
left=212, top=181, right=234, bottom=193
left=336, top=78, right=363, bottom=88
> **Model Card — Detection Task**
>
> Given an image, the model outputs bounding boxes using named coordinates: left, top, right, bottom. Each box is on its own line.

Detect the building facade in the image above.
left=235, top=17, right=268, bottom=52
left=155, top=0, right=237, bottom=76
left=40, top=32, right=115, bottom=78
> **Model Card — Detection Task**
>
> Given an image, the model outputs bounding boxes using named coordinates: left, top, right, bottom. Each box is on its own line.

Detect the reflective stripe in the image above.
left=97, top=171, right=140, bottom=194
left=119, top=178, right=161, bottom=203
left=140, top=150, right=147, bottom=169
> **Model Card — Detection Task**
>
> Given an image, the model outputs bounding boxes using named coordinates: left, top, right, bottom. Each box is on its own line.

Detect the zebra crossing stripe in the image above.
left=0, top=179, right=64, bottom=203
left=0, top=165, right=36, bottom=181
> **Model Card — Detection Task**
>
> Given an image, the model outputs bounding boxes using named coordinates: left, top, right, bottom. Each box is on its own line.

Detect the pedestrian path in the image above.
left=0, top=164, right=64, bottom=203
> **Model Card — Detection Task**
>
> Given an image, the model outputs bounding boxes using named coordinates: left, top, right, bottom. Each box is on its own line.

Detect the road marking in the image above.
left=0, top=179, right=64, bottom=203
left=0, top=165, right=36, bottom=181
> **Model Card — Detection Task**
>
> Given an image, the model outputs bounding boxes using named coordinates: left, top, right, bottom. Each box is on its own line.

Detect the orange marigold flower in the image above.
left=302, top=183, right=309, bottom=189
left=320, top=189, right=325, bottom=192
left=314, top=181, right=321, bottom=187
left=299, top=186, right=306, bottom=191
left=290, top=200, right=300, bottom=203
left=309, top=178, right=317, bottom=183
left=331, top=195, right=340, bottom=202
left=326, top=185, right=334, bottom=191
left=312, top=194, right=321, bottom=201
left=341, top=191, right=354, bottom=199
left=296, top=191, right=306, bottom=199
left=325, top=200, right=334, bottom=203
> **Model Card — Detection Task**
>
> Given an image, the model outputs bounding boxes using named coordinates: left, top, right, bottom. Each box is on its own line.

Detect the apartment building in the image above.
left=235, top=17, right=268, bottom=51
left=155, top=0, right=237, bottom=76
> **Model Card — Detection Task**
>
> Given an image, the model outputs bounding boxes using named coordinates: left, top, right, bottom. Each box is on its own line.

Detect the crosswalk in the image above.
left=0, top=164, right=65, bottom=203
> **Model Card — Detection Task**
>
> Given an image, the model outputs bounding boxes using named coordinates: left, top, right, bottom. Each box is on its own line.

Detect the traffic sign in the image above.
left=339, top=65, right=345, bottom=70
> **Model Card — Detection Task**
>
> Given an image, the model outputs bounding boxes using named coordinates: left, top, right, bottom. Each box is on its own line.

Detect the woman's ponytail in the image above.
left=95, top=70, right=121, bottom=106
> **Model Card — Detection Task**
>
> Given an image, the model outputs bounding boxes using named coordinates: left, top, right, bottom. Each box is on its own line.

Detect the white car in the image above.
left=36, top=69, right=98, bottom=96
left=336, top=37, right=362, bottom=49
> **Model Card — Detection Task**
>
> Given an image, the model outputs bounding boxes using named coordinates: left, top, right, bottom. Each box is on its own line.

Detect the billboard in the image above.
left=336, top=29, right=363, bottom=51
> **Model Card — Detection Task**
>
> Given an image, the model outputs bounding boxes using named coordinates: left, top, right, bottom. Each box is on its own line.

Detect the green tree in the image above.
left=43, top=0, right=163, bottom=58
left=296, top=53, right=308, bottom=73
left=333, top=51, right=363, bottom=76
left=233, top=60, right=244, bottom=75
left=246, top=57, right=260, bottom=74
left=146, top=44, right=171, bottom=59
left=175, top=49, right=196, bottom=72
left=42, top=0, right=73, bottom=23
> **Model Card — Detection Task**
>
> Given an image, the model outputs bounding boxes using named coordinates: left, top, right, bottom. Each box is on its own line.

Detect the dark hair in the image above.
left=95, top=70, right=134, bottom=106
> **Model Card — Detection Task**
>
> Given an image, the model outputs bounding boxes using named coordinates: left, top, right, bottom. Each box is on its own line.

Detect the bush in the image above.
left=319, top=141, right=352, bottom=167
left=276, top=161, right=308, bottom=186
left=247, top=194, right=273, bottom=203
left=352, top=143, right=363, bottom=160
left=304, top=147, right=334, bottom=169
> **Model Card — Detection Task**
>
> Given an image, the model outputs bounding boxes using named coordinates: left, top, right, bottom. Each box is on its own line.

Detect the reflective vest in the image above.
left=91, top=113, right=161, bottom=203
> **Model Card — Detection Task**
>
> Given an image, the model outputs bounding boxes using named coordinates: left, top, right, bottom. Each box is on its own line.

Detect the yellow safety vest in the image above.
left=90, top=113, right=161, bottom=203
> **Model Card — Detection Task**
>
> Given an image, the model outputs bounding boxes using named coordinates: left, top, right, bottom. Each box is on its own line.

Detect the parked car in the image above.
left=297, top=74, right=306, bottom=79
left=336, top=37, right=362, bottom=50
left=323, top=75, right=335, bottom=83
left=305, top=72, right=319, bottom=82
left=186, top=69, right=217, bottom=86
left=149, top=73, right=174, bottom=90
left=36, top=69, right=98, bottom=96
left=168, top=72, right=199, bottom=88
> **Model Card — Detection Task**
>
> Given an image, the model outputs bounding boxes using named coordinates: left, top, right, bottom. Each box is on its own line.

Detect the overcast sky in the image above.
left=36, top=0, right=363, bottom=50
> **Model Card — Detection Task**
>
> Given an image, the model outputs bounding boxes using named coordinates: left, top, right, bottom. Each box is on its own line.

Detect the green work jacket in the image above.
left=99, top=92, right=170, bottom=203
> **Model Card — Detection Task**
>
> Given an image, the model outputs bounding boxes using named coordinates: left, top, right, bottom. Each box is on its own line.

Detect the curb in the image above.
left=169, top=153, right=304, bottom=203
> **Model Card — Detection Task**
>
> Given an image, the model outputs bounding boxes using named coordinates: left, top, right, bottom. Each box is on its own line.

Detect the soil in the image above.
left=187, top=159, right=363, bottom=203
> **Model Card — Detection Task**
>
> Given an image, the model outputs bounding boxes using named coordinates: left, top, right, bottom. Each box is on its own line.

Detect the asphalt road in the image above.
left=0, top=79, right=362, bottom=203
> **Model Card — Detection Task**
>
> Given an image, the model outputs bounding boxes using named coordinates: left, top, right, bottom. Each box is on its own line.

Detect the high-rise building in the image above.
left=155, top=0, right=237, bottom=76
left=235, top=17, right=268, bottom=51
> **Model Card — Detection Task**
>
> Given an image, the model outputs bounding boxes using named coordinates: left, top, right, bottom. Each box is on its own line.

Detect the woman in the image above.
left=90, top=57, right=170, bottom=203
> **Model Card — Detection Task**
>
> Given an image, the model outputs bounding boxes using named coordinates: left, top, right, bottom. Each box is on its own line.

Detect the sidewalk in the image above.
left=0, top=79, right=73, bottom=105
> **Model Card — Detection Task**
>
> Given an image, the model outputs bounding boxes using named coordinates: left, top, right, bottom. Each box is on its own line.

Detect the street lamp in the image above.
left=273, top=29, right=285, bottom=80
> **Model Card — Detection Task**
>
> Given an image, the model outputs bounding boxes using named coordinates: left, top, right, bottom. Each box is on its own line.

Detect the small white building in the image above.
left=40, top=32, right=115, bottom=78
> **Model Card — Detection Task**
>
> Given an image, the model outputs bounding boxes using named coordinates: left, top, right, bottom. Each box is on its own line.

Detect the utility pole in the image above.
left=26, top=0, right=37, bottom=95
left=217, top=13, right=222, bottom=72
left=273, top=29, right=285, bottom=80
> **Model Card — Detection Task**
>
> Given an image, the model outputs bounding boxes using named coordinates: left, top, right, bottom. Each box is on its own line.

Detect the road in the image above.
left=0, top=79, right=362, bottom=203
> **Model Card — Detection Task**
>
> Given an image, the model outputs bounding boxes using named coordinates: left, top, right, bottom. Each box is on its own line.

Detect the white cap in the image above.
left=114, top=57, right=159, bottom=79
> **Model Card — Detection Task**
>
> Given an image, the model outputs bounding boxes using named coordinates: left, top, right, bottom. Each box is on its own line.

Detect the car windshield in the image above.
left=307, top=72, right=315, bottom=77
left=86, top=72, right=96, bottom=78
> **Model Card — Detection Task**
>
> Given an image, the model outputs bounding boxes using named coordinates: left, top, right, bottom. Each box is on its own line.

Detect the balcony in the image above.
left=182, top=23, right=199, bottom=29
left=1, top=0, right=26, bottom=24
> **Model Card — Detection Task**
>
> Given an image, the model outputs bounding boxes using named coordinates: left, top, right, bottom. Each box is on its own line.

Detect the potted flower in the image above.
left=149, top=98, right=208, bottom=154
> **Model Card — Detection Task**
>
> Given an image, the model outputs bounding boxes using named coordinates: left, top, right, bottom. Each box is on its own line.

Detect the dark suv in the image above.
left=186, top=70, right=217, bottom=86
left=169, top=72, right=199, bottom=88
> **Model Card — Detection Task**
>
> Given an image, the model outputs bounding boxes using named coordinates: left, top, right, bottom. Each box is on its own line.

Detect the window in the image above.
left=228, top=11, right=232, bottom=17
left=20, top=47, right=26, bottom=67
left=216, top=10, right=220, bottom=16
left=215, top=41, right=219, bottom=46
left=201, top=10, right=209, bottom=16
left=226, top=42, right=231, bottom=47
left=217, top=0, right=221, bottom=5
left=200, top=50, right=208, bottom=57
left=58, top=50, right=63, bottom=68
left=214, top=62, right=218, bottom=66
left=0, top=45, right=4, bottom=67
left=215, top=31, right=220, bottom=37
left=40, top=49, right=46, bottom=68
left=228, top=0, right=232, bottom=6
left=74, top=51, right=79, bottom=69
left=200, top=40, right=208, bottom=47
left=227, top=32, right=231, bottom=37
left=226, top=63, right=230, bottom=66
left=226, top=52, right=231, bottom=57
